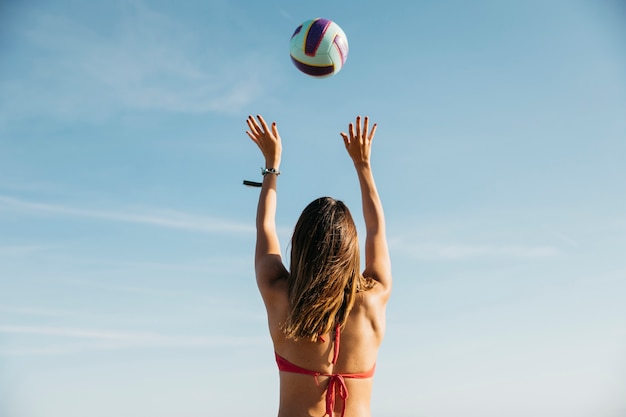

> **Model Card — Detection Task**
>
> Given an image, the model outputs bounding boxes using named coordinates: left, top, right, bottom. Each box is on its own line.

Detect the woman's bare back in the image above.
left=267, top=281, right=387, bottom=417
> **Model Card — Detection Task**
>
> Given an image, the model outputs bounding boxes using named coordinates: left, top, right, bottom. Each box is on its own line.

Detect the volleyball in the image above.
left=290, top=18, right=349, bottom=78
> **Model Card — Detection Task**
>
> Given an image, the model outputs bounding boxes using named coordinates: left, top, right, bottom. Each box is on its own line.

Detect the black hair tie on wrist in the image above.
left=243, top=180, right=262, bottom=187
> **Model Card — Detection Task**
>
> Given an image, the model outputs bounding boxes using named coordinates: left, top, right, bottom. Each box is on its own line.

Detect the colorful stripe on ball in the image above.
left=290, top=56, right=334, bottom=77
left=333, top=34, right=348, bottom=65
left=304, top=18, right=331, bottom=56
left=291, top=24, right=303, bottom=39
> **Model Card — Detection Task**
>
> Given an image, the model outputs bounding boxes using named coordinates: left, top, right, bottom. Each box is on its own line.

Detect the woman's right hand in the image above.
left=246, top=115, right=282, bottom=169
left=340, top=116, right=377, bottom=167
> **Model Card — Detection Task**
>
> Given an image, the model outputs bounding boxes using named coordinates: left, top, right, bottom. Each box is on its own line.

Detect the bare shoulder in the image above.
left=258, top=274, right=288, bottom=304
left=354, top=281, right=389, bottom=329
left=337, top=284, right=387, bottom=351
left=360, top=277, right=391, bottom=307
left=255, top=251, right=288, bottom=301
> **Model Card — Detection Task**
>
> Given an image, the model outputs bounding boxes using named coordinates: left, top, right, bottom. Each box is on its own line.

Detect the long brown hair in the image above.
left=282, top=197, right=372, bottom=341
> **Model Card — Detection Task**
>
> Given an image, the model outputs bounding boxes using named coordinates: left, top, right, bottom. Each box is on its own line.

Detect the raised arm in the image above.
left=246, top=115, right=288, bottom=292
left=340, top=116, right=392, bottom=296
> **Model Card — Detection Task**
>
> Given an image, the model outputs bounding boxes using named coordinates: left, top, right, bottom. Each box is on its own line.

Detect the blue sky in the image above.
left=1, top=0, right=625, bottom=416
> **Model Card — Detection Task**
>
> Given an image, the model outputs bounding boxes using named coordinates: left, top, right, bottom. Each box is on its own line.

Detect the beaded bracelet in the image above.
left=261, top=167, right=281, bottom=176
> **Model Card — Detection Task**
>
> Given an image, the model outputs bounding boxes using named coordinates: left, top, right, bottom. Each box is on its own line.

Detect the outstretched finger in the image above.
left=355, top=116, right=361, bottom=139
left=247, top=116, right=261, bottom=135
left=369, top=123, right=378, bottom=140
left=363, top=116, right=369, bottom=139
left=256, top=115, right=270, bottom=134
left=340, top=132, right=349, bottom=148
left=271, top=122, right=279, bottom=138
left=348, top=122, right=355, bottom=139
left=246, top=130, right=260, bottom=145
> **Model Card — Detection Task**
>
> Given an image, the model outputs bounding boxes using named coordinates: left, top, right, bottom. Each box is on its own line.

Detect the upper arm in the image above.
left=363, top=228, right=392, bottom=300
left=255, top=253, right=288, bottom=294
left=254, top=218, right=288, bottom=299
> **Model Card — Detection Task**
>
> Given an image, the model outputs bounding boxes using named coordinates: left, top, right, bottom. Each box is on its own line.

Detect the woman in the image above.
left=246, top=115, right=391, bottom=417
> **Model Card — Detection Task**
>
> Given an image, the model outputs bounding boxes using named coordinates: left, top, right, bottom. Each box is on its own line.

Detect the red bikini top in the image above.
left=275, top=324, right=376, bottom=417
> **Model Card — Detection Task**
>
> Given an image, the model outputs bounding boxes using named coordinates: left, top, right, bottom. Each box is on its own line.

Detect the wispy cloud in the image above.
left=1, top=325, right=151, bottom=340
left=0, top=305, right=177, bottom=327
left=45, top=255, right=249, bottom=275
left=0, top=324, right=264, bottom=356
left=58, top=277, right=223, bottom=302
left=0, top=2, right=276, bottom=124
left=0, top=244, right=56, bottom=257
left=0, top=194, right=253, bottom=234
left=0, top=306, right=77, bottom=318
left=392, top=241, right=562, bottom=260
